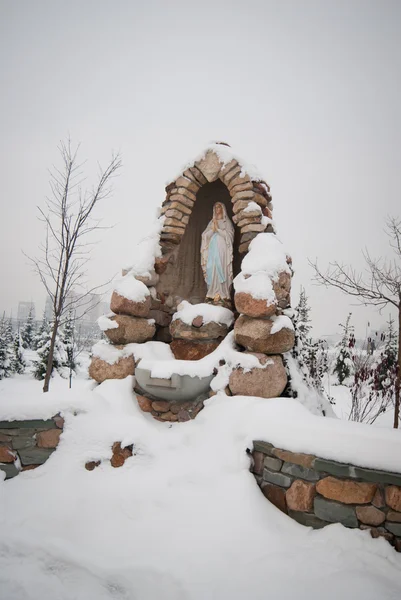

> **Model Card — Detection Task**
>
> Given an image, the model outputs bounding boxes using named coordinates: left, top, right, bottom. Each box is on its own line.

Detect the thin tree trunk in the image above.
left=394, top=306, right=401, bottom=428
left=43, top=321, right=58, bottom=393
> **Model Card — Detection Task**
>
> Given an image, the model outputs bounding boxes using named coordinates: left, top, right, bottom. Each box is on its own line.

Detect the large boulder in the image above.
left=110, top=291, right=151, bottom=318
left=229, top=353, right=287, bottom=398
left=234, top=292, right=276, bottom=318
left=170, top=318, right=228, bottom=341
left=170, top=339, right=220, bottom=360
left=104, top=315, right=156, bottom=345
left=234, top=315, right=295, bottom=354
left=89, top=355, right=135, bottom=383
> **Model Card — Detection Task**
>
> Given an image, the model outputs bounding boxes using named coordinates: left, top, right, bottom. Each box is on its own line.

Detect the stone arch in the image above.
left=155, top=148, right=273, bottom=306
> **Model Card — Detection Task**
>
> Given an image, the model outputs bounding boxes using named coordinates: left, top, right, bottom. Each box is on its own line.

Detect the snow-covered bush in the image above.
left=10, top=331, right=26, bottom=374
left=349, top=317, right=398, bottom=424
left=0, top=314, right=13, bottom=379
left=33, top=321, right=67, bottom=381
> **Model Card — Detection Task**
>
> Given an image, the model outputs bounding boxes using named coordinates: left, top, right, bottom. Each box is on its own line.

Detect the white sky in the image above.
left=0, top=0, right=400, bottom=338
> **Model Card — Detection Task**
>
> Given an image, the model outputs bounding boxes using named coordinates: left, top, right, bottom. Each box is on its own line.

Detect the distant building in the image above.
left=44, top=295, right=53, bottom=321
left=44, top=292, right=108, bottom=326
left=17, top=301, right=35, bottom=322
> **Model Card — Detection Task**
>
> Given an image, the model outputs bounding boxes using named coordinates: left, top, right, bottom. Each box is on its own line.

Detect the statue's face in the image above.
left=215, top=204, right=224, bottom=219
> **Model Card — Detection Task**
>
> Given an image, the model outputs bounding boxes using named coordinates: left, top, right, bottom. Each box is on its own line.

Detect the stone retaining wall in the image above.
left=0, top=415, right=64, bottom=479
left=251, top=441, right=401, bottom=552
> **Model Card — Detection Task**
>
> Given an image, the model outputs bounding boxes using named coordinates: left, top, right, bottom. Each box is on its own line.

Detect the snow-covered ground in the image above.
left=1, top=374, right=401, bottom=600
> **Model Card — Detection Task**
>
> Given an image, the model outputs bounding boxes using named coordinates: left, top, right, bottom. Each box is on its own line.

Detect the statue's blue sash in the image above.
left=206, top=233, right=225, bottom=285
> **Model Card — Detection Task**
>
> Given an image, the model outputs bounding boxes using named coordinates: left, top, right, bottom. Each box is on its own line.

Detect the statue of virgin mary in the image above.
left=201, top=202, right=234, bottom=303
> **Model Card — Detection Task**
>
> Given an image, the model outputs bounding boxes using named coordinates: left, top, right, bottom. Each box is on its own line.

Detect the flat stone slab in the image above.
left=288, top=510, right=328, bottom=529
left=18, top=448, right=55, bottom=466
left=314, top=497, right=358, bottom=528
left=263, top=468, right=292, bottom=488
left=314, top=458, right=353, bottom=478
left=0, top=463, right=19, bottom=479
left=0, top=420, right=56, bottom=429
left=263, top=456, right=282, bottom=471
left=282, top=462, right=320, bottom=482
left=253, top=441, right=274, bottom=456
left=351, top=467, right=401, bottom=487
left=385, top=522, right=401, bottom=536
left=314, top=458, right=401, bottom=486
left=10, top=435, right=36, bottom=450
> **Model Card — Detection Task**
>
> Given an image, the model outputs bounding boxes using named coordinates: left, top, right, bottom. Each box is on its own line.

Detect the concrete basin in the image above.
left=135, top=366, right=213, bottom=402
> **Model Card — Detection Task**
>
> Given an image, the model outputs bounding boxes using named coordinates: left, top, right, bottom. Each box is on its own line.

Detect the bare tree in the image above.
left=309, top=217, right=401, bottom=428
left=27, top=139, right=121, bottom=392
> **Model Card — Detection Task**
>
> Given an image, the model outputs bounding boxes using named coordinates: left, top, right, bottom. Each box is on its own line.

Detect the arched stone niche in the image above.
left=156, top=180, right=241, bottom=305
left=155, top=148, right=273, bottom=309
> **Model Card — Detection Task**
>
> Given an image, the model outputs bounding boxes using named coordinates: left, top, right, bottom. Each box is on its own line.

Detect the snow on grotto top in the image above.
left=122, top=142, right=271, bottom=276
left=166, top=141, right=268, bottom=187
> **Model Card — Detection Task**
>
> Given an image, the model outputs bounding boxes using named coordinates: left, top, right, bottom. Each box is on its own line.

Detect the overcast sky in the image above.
left=1, top=0, right=400, bottom=338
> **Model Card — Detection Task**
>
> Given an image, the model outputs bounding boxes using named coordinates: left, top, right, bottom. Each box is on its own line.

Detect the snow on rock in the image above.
left=243, top=201, right=262, bottom=214
left=0, top=376, right=400, bottom=599
left=139, top=332, right=263, bottom=381
left=173, top=300, right=234, bottom=327
left=240, top=233, right=290, bottom=279
left=122, top=216, right=164, bottom=277
left=271, top=315, right=294, bottom=334
left=114, top=274, right=150, bottom=302
left=132, top=340, right=175, bottom=363
left=92, top=340, right=174, bottom=366
left=234, top=233, right=290, bottom=302
left=167, top=142, right=267, bottom=184
left=97, top=314, right=118, bottom=331
left=234, top=271, right=276, bottom=302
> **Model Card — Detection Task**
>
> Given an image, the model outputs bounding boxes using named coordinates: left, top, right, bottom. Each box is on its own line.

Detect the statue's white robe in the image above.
left=201, top=209, right=234, bottom=300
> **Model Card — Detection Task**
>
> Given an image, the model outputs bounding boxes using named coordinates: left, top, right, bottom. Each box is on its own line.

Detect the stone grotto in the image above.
left=89, top=142, right=296, bottom=421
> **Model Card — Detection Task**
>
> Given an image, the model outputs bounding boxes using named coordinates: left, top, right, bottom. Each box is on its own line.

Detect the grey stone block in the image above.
left=288, top=510, right=329, bottom=529
left=281, top=462, right=320, bottom=481
left=0, top=463, right=19, bottom=479
left=18, top=448, right=54, bottom=466
left=0, top=428, right=37, bottom=437
left=253, top=441, right=274, bottom=456
left=11, top=436, right=36, bottom=450
left=263, top=456, right=282, bottom=471
left=352, top=467, right=401, bottom=487
left=0, top=420, right=55, bottom=429
left=314, top=497, right=358, bottom=528
left=263, top=468, right=292, bottom=488
left=314, top=458, right=352, bottom=478
left=385, top=522, right=401, bottom=536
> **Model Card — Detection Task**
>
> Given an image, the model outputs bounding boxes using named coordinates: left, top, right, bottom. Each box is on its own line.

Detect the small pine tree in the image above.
left=289, top=287, right=312, bottom=388
left=373, top=316, right=398, bottom=403
left=20, top=306, right=36, bottom=349
left=287, top=287, right=328, bottom=397
left=333, top=313, right=355, bottom=385
left=33, top=321, right=67, bottom=381
left=0, top=314, right=13, bottom=379
left=10, top=331, right=26, bottom=374
left=33, top=313, right=48, bottom=351
left=60, top=309, right=77, bottom=383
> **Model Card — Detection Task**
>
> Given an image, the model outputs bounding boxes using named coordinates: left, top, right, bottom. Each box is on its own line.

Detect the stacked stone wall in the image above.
left=0, top=415, right=64, bottom=479
left=251, top=441, right=401, bottom=552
